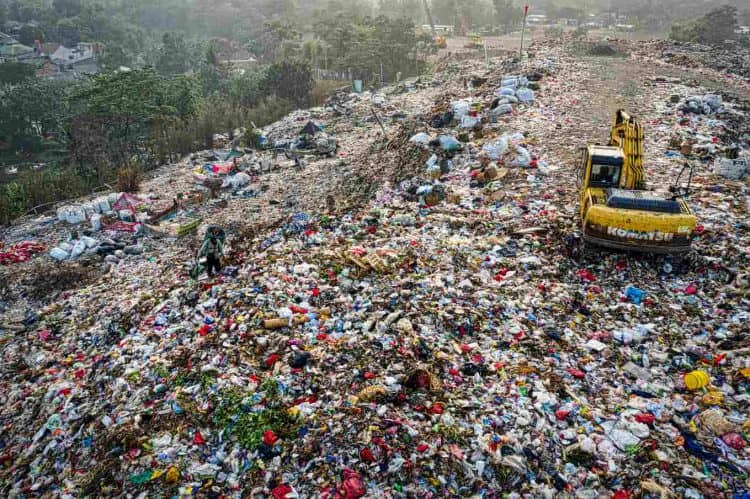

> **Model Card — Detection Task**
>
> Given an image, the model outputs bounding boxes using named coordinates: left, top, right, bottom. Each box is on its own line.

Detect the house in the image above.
left=49, top=42, right=103, bottom=78
left=0, top=31, right=18, bottom=45
left=0, top=41, right=33, bottom=62
left=0, top=31, right=34, bottom=62
left=2, top=21, right=24, bottom=37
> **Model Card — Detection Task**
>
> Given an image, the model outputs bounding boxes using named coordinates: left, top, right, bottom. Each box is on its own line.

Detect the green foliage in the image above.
left=53, top=0, right=82, bottom=18
left=668, top=21, right=698, bottom=43
left=0, top=78, right=72, bottom=152
left=228, top=67, right=271, bottom=108
left=156, top=32, right=197, bottom=75
left=312, top=14, right=427, bottom=80
left=74, top=69, right=173, bottom=121
left=669, top=5, right=739, bottom=45
left=266, top=61, right=313, bottom=107
left=68, top=68, right=201, bottom=169
left=0, top=166, right=92, bottom=225
left=7, top=0, right=53, bottom=24
left=494, top=0, right=523, bottom=34
left=213, top=383, right=300, bottom=451
left=53, top=17, right=83, bottom=46
left=0, top=62, right=36, bottom=85
left=17, top=24, right=45, bottom=46
left=572, top=26, right=588, bottom=39
left=98, top=45, right=130, bottom=71
left=116, top=163, right=140, bottom=193
left=546, top=25, right=564, bottom=39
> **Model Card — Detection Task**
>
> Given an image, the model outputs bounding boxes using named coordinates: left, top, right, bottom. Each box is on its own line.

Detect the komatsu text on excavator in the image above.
left=577, top=110, right=697, bottom=253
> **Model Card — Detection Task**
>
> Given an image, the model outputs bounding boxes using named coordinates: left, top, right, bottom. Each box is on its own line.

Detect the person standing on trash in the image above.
left=198, top=227, right=225, bottom=276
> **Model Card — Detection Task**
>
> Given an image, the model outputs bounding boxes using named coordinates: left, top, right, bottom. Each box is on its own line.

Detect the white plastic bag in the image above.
left=510, top=146, right=531, bottom=167
left=482, top=138, right=509, bottom=160
left=451, top=100, right=470, bottom=119
left=70, top=240, right=86, bottom=258
left=516, top=88, right=534, bottom=103
left=50, top=247, right=69, bottom=261
left=460, top=116, right=480, bottom=129
left=81, top=236, right=98, bottom=249
left=409, top=132, right=431, bottom=145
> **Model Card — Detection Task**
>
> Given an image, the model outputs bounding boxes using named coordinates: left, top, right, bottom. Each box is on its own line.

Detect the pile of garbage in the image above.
left=713, top=157, right=750, bottom=180
left=49, top=234, right=142, bottom=262
left=1, top=37, right=749, bottom=499
left=680, top=93, right=724, bottom=115
left=655, top=41, right=750, bottom=80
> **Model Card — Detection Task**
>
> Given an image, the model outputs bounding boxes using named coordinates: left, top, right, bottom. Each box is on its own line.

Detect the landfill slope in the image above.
left=0, top=38, right=749, bottom=498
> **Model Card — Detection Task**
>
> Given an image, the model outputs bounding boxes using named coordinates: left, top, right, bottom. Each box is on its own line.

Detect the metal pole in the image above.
left=519, top=5, right=529, bottom=58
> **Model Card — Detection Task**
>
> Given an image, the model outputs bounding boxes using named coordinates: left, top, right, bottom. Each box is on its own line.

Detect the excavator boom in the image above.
left=609, top=109, right=645, bottom=190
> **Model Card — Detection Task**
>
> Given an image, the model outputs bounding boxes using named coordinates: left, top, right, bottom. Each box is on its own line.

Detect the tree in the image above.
left=266, top=61, right=313, bottom=107
left=432, top=0, right=456, bottom=25
left=255, top=20, right=300, bottom=62
left=54, top=18, right=84, bottom=46
left=378, top=0, right=423, bottom=21
left=670, top=4, right=739, bottom=45
left=17, top=24, right=45, bottom=46
left=197, top=42, right=226, bottom=96
left=0, top=2, right=8, bottom=27
left=228, top=67, right=271, bottom=108
left=493, top=0, right=513, bottom=33
left=70, top=69, right=200, bottom=167
left=8, top=0, right=52, bottom=24
left=98, top=45, right=132, bottom=71
left=694, top=5, right=738, bottom=44
left=0, top=62, right=36, bottom=84
left=156, top=32, right=195, bottom=75
left=0, top=79, right=71, bottom=153
left=53, top=0, right=81, bottom=17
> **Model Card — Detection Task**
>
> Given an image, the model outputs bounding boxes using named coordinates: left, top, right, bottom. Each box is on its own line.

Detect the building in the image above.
left=0, top=31, right=33, bottom=62
left=48, top=42, right=103, bottom=79
left=0, top=36, right=104, bottom=79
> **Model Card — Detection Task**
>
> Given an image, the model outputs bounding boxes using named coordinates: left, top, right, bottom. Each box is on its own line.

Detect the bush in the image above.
left=116, top=164, right=141, bottom=193
left=243, top=128, right=263, bottom=149
left=572, top=26, right=588, bottom=40
left=669, top=5, right=739, bottom=45
left=310, top=80, right=345, bottom=107
left=545, top=26, right=564, bottom=39
left=0, top=165, right=95, bottom=224
left=266, top=61, right=314, bottom=108
left=669, top=21, right=698, bottom=42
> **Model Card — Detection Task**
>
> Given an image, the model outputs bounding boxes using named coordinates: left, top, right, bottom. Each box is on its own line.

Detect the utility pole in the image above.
left=421, top=0, right=437, bottom=37
left=519, top=4, right=529, bottom=58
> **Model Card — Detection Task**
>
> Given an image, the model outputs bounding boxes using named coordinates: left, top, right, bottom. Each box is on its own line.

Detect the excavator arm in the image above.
left=609, top=109, right=645, bottom=190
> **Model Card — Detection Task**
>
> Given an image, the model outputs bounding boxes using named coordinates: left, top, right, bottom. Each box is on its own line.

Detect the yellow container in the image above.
left=684, top=370, right=710, bottom=390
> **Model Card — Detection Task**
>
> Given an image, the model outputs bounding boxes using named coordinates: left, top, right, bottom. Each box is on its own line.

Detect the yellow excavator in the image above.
left=577, top=110, right=697, bottom=253
left=420, top=0, right=447, bottom=49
